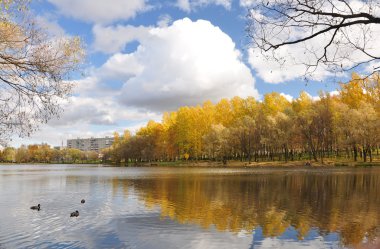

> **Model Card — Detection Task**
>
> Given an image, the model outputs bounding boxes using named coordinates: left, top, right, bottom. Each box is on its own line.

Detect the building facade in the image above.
left=67, top=137, right=114, bottom=152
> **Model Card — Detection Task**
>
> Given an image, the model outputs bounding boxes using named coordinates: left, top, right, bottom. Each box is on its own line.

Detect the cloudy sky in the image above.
left=12, top=0, right=343, bottom=147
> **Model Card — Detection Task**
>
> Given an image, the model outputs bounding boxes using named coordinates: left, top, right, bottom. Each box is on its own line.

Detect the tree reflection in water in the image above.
left=112, top=170, right=380, bottom=248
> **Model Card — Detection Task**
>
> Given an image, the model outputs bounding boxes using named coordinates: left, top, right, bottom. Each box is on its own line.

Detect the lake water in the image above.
left=0, top=165, right=379, bottom=249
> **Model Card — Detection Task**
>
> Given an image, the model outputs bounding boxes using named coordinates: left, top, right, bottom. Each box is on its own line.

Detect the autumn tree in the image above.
left=0, top=0, right=83, bottom=143
left=175, top=105, right=212, bottom=160
left=338, top=74, right=380, bottom=161
left=162, top=112, right=179, bottom=160
left=229, top=116, right=255, bottom=162
left=272, top=112, right=295, bottom=162
left=137, top=121, right=163, bottom=161
left=360, top=104, right=379, bottom=162
left=203, top=124, right=230, bottom=164
left=260, top=93, right=291, bottom=161
left=0, top=146, right=15, bottom=162
left=15, top=145, right=29, bottom=162
left=293, top=92, right=319, bottom=161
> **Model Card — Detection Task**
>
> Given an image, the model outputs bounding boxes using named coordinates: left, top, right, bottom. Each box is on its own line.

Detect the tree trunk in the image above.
left=309, top=142, right=318, bottom=162
left=284, top=145, right=288, bottom=163
left=353, top=146, right=358, bottom=161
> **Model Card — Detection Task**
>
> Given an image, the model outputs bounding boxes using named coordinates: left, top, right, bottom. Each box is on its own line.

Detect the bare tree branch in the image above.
left=0, top=1, right=84, bottom=144
left=247, top=0, right=380, bottom=81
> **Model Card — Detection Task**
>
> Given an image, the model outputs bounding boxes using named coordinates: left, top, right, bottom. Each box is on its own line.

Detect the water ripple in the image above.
left=1, top=165, right=380, bottom=248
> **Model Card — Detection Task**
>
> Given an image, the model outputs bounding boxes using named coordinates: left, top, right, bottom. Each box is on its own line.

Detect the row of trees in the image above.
left=0, top=145, right=99, bottom=163
left=104, top=73, right=380, bottom=165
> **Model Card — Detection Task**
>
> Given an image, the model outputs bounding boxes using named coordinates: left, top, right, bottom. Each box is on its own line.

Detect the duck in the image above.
left=81, top=199, right=85, bottom=204
left=30, top=204, right=40, bottom=211
left=70, top=210, right=79, bottom=217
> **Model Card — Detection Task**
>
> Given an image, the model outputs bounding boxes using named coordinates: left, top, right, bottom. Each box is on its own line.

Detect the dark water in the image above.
left=0, top=165, right=379, bottom=249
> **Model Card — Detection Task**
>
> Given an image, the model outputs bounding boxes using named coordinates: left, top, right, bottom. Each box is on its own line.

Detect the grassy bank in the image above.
left=2, top=159, right=379, bottom=168
left=120, top=159, right=380, bottom=168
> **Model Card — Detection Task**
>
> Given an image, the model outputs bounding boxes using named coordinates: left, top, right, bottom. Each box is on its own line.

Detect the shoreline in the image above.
left=137, top=160, right=380, bottom=168
left=1, top=160, right=379, bottom=168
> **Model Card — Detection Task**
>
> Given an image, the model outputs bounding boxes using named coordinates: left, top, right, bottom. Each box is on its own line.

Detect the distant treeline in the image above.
left=0, top=145, right=100, bottom=164
left=103, top=73, right=380, bottom=165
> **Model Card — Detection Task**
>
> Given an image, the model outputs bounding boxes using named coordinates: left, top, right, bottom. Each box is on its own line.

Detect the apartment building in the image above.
left=67, top=137, right=114, bottom=152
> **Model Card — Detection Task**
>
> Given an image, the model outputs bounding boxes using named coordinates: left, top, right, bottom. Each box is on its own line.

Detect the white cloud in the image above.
left=95, top=18, right=258, bottom=111
left=280, top=93, right=293, bottom=102
left=100, top=53, right=144, bottom=79
left=177, top=0, right=191, bottom=12
left=247, top=43, right=334, bottom=84
left=93, top=25, right=151, bottom=54
left=239, top=0, right=255, bottom=7
left=176, top=0, right=232, bottom=12
left=50, top=80, right=161, bottom=128
left=294, top=91, right=322, bottom=102
left=49, top=97, right=116, bottom=126
left=35, top=15, right=65, bottom=37
left=157, top=14, right=172, bottom=27
left=329, top=90, right=340, bottom=97
left=365, top=60, right=380, bottom=73
left=47, top=0, right=148, bottom=24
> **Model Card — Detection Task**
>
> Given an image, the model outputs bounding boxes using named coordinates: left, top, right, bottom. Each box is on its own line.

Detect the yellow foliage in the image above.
left=105, top=73, right=379, bottom=163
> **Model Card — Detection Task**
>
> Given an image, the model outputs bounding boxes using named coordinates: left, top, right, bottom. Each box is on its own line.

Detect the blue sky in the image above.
left=12, top=0, right=342, bottom=147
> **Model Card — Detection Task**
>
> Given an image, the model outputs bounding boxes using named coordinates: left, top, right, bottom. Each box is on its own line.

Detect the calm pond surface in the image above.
left=0, top=165, right=379, bottom=249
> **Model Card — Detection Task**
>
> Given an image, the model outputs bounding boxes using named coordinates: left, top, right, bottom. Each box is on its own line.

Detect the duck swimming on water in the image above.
left=81, top=199, right=85, bottom=204
left=70, top=210, right=79, bottom=217
left=30, top=204, right=40, bottom=211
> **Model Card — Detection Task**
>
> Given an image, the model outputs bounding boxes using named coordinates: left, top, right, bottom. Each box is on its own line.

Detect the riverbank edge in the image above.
left=130, top=160, right=380, bottom=168
left=1, top=160, right=379, bottom=168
